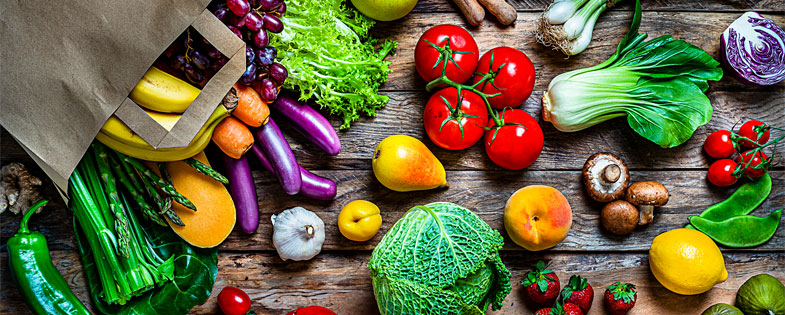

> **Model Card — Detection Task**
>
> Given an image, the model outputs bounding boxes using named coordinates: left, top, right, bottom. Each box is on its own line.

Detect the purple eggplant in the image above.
left=255, top=118, right=301, bottom=195
left=250, top=144, right=337, bottom=200
left=272, top=94, right=341, bottom=156
left=221, top=154, right=259, bottom=234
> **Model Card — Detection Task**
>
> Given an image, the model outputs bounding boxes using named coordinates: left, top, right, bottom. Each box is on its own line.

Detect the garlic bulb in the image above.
left=271, top=207, right=325, bottom=261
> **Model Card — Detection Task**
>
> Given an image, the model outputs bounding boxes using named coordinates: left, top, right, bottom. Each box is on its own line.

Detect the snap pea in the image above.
left=686, top=173, right=771, bottom=229
left=689, top=208, right=782, bottom=248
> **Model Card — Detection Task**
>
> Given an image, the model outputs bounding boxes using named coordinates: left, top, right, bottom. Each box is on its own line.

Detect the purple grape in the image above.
left=249, top=0, right=260, bottom=7
left=190, top=50, right=211, bottom=70
left=170, top=55, right=187, bottom=70
left=213, top=7, right=229, bottom=22
left=229, top=13, right=247, bottom=28
left=244, top=11, right=264, bottom=31
left=262, top=14, right=283, bottom=33
left=227, top=25, right=244, bottom=39
left=254, top=68, right=267, bottom=81
left=227, top=0, right=251, bottom=16
left=251, top=29, right=269, bottom=48
left=184, top=63, right=205, bottom=83
left=240, top=63, right=258, bottom=85
left=277, top=2, right=286, bottom=14
left=269, top=62, right=288, bottom=84
left=255, top=47, right=276, bottom=66
left=245, top=46, right=256, bottom=65
left=207, top=47, right=224, bottom=60
left=211, top=56, right=228, bottom=70
left=259, top=78, right=277, bottom=101
left=259, top=0, right=283, bottom=11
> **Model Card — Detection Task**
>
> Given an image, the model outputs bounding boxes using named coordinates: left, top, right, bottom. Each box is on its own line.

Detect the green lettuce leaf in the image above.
left=75, top=218, right=218, bottom=315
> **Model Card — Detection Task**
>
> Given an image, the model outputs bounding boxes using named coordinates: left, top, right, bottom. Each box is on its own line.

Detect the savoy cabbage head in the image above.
left=369, top=202, right=511, bottom=315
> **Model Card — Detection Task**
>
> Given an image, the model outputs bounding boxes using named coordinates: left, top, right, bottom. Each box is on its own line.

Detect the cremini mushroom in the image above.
left=626, top=181, right=669, bottom=225
left=601, top=200, right=639, bottom=235
left=582, top=153, right=630, bottom=202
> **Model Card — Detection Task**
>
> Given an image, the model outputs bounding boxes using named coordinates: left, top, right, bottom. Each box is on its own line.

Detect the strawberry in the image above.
left=521, top=260, right=560, bottom=306
left=561, top=275, right=594, bottom=313
left=534, top=301, right=584, bottom=315
left=604, top=282, right=637, bottom=315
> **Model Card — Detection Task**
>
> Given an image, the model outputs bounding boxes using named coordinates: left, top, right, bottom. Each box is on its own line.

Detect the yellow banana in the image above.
left=96, top=116, right=225, bottom=161
left=101, top=106, right=228, bottom=150
left=129, top=67, right=201, bottom=113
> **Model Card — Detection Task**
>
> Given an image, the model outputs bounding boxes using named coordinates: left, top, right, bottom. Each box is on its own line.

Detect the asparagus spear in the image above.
left=110, top=153, right=167, bottom=226
left=184, top=158, right=228, bottom=184
left=138, top=172, right=183, bottom=227
left=117, top=153, right=196, bottom=211
left=92, top=143, right=132, bottom=258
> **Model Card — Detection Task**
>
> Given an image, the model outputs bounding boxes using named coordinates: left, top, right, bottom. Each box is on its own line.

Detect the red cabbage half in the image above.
left=720, top=12, right=785, bottom=86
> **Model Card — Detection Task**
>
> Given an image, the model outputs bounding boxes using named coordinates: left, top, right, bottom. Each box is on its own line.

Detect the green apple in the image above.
left=351, top=0, right=418, bottom=21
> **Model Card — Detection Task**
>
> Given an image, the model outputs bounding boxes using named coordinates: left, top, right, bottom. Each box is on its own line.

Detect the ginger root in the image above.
left=0, top=162, right=45, bottom=215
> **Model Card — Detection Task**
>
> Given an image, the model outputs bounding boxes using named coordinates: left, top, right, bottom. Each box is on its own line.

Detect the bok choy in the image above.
left=541, top=0, right=723, bottom=148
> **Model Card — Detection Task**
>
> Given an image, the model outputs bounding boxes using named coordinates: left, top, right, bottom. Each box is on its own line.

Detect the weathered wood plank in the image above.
left=1, top=251, right=783, bottom=315
left=3, top=170, right=783, bottom=252
left=4, top=90, right=783, bottom=172
left=410, top=0, right=784, bottom=12
left=374, top=11, right=785, bottom=92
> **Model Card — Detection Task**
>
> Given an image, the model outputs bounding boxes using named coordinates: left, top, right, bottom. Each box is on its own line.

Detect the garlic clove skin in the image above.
left=271, top=207, right=325, bottom=261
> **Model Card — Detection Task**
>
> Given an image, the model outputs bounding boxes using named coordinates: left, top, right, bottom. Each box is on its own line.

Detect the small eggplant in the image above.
left=272, top=94, right=341, bottom=156
left=254, top=118, right=301, bottom=195
left=250, top=144, right=337, bottom=200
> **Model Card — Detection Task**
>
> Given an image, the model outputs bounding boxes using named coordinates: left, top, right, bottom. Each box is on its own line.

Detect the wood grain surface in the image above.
left=1, top=0, right=784, bottom=314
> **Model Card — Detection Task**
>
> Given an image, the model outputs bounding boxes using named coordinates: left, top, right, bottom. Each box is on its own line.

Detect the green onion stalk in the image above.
left=537, top=0, right=624, bottom=55
left=69, top=143, right=175, bottom=305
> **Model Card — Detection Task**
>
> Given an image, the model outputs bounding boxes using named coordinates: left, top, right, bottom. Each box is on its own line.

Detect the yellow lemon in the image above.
left=649, top=228, right=728, bottom=295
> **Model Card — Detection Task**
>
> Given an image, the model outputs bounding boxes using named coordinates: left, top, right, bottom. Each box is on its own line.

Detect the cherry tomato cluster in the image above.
left=704, top=120, right=781, bottom=187
left=415, top=25, right=543, bottom=170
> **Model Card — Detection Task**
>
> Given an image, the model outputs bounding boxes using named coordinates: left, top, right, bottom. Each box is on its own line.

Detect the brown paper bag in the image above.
left=0, top=0, right=245, bottom=191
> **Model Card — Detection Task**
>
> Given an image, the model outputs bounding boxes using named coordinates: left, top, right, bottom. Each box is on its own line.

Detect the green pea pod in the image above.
left=7, top=200, right=91, bottom=315
left=689, top=208, right=783, bottom=248
left=687, top=173, right=772, bottom=229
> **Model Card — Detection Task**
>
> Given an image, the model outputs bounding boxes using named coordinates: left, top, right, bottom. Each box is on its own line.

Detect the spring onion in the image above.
left=541, top=0, right=724, bottom=148
left=537, top=0, right=624, bottom=55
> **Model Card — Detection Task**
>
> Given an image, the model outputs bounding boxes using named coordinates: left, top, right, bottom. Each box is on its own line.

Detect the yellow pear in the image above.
left=372, top=135, right=448, bottom=192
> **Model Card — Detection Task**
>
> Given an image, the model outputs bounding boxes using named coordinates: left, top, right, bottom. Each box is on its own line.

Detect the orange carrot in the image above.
left=211, top=116, right=254, bottom=159
left=232, top=83, right=269, bottom=127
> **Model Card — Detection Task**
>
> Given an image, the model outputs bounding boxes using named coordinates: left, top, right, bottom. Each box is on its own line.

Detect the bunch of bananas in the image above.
left=97, top=67, right=231, bottom=161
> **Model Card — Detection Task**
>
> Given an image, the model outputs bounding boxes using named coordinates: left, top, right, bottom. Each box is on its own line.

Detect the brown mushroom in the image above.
left=601, top=200, right=639, bottom=235
left=582, top=153, right=630, bottom=202
left=626, top=181, right=669, bottom=225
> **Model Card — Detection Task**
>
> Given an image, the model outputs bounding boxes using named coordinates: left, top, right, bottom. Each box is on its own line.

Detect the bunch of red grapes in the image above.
left=212, top=0, right=288, bottom=102
left=168, top=27, right=229, bottom=84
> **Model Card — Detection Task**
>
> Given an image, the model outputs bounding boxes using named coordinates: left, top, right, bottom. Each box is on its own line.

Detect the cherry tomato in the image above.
left=704, top=130, right=736, bottom=158
left=285, top=306, right=336, bottom=315
left=737, top=120, right=770, bottom=148
left=735, top=150, right=769, bottom=178
left=415, top=25, right=479, bottom=84
left=484, top=109, right=544, bottom=170
left=707, top=159, right=739, bottom=187
left=218, top=286, right=253, bottom=315
left=424, top=87, right=488, bottom=150
left=472, top=47, right=536, bottom=109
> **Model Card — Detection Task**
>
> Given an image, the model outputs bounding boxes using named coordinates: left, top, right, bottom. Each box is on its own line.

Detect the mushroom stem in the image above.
left=305, top=224, right=315, bottom=238
left=602, top=164, right=621, bottom=182
left=638, top=205, right=654, bottom=225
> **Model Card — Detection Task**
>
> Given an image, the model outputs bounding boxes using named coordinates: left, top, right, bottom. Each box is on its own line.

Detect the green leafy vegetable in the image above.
left=541, top=0, right=723, bottom=148
left=271, top=0, right=397, bottom=129
left=369, top=202, right=511, bottom=315
left=76, top=212, right=218, bottom=315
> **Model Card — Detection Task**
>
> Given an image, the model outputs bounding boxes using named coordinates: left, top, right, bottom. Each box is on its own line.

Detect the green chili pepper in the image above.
left=689, top=208, right=782, bottom=248
left=7, top=200, right=90, bottom=315
left=687, top=173, right=772, bottom=229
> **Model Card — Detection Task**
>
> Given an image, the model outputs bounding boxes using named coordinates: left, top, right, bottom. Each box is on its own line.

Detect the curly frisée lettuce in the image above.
left=369, top=202, right=511, bottom=315
left=542, top=0, right=723, bottom=148
left=270, top=0, right=397, bottom=129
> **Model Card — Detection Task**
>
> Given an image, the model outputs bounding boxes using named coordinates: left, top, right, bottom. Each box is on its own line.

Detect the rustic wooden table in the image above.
left=1, top=0, right=784, bottom=314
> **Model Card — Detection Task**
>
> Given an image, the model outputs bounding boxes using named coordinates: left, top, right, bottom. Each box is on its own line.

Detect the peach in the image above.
left=504, top=185, right=572, bottom=251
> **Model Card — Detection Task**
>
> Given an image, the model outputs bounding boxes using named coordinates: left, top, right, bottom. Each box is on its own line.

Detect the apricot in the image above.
left=504, top=185, right=572, bottom=251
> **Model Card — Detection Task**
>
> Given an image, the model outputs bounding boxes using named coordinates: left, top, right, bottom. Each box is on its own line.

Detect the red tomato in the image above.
left=415, top=25, right=479, bottom=84
left=472, top=47, right=536, bottom=109
left=424, top=87, right=488, bottom=150
left=735, top=150, right=769, bottom=178
left=737, top=120, right=770, bottom=148
left=484, top=109, right=544, bottom=170
left=704, top=130, right=736, bottom=158
left=218, top=286, right=252, bottom=315
left=707, top=159, right=739, bottom=187
left=285, top=306, right=337, bottom=315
